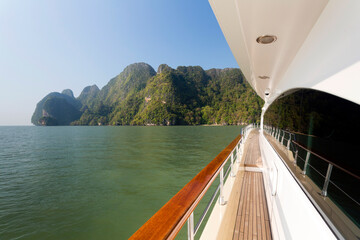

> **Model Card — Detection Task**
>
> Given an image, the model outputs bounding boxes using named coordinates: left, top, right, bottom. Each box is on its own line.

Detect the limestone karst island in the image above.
left=32, top=63, right=263, bottom=126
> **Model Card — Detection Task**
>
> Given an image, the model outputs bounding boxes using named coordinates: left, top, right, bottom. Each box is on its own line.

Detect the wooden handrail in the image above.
left=130, top=134, right=242, bottom=240
left=292, top=140, right=360, bottom=181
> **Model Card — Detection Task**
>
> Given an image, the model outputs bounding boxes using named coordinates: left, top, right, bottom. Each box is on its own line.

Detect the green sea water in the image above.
left=0, top=126, right=242, bottom=239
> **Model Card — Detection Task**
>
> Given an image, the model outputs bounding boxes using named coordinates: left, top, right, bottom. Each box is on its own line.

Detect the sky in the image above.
left=0, top=0, right=238, bottom=125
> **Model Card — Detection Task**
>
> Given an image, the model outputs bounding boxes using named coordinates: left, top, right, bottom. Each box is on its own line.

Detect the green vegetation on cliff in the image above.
left=32, top=63, right=264, bottom=126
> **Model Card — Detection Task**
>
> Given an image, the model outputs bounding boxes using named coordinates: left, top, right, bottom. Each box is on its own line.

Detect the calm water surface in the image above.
left=0, top=126, right=243, bottom=239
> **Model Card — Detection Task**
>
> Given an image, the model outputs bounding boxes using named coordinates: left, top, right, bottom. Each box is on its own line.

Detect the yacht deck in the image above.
left=243, top=132, right=263, bottom=168
left=233, top=171, right=271, bottom=240
left=218, top=130, right=272, bottom=240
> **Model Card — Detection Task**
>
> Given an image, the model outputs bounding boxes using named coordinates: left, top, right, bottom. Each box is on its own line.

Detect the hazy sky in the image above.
left=0, top=0, right=237, bottom=125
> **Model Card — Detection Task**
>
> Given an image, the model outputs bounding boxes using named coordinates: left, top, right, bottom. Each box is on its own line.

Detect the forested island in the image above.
left=32, top=63, right=263, bottom=126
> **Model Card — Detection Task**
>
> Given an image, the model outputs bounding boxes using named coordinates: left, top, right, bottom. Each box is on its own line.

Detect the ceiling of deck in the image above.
left=209, top=0, right=360, bottom=107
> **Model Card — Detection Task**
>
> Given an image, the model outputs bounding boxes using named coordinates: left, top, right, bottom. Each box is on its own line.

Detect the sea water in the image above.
left=0, top=126, right=242, bottom=239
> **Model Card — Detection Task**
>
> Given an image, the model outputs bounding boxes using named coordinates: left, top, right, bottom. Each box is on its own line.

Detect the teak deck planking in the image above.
left=233, top=130, right=271, bottom=240
left=243, top=132, right=263, bottom=168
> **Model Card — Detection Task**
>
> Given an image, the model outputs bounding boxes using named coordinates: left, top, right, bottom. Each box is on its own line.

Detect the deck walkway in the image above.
left=243, top=132, right=263, bottom=168
left=233, top=171, right=271, bottom=239
left=233, top=130, right=271, bottom=240
left=216, top=129, right=271, bottom=240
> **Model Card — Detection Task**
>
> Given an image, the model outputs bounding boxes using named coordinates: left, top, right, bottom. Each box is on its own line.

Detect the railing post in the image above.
left=302, top=151, right=311, bottom=175
left=187, top=212, right=194, bottom=240
left=230, top=153, right=235, bottom=177
left=294, top=150, right=298, bottom=166
left=281, top=133, right=284, bottom=145
left=219, top=167, right=225, bottom=205
left=241, top=140, right=244, bottom=158
left=236, top=143, right=241, bottom=163
left=322, top=164, right=333, bottom=197
left=287, top=135, right=291, bottom=150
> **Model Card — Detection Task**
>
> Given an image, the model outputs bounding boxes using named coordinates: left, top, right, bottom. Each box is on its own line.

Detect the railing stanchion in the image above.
left=294, top=150, right=298, bottom=166
left=322, top=164, right=333, bottom=197
left=187, top=212, right=194, bottom=240
left=230, top=152, right=235, bottom=177
left=236, top=142, right=241, bottom=163
left=287, top=134, right=291, bottom=150
left=219, top=167, right=225, bottom=205
left=302, top=151, right=311, bottom=175
left=241, top=139, right=243, bottom=156
left=278, top=130, right=282, bottom=142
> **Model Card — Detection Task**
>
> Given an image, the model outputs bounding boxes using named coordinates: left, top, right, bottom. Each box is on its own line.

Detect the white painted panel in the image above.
left=276, top=0, right=360, bottom=105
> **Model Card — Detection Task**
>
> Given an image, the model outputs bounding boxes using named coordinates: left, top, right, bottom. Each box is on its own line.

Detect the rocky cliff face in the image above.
left=61, top=89, right=75, bottom=98
left=157, top=64, right=172, bottom=74
left=78, top=85, right=100, bottom=108
left=97, top=62, right=156, bottom=105
left=31, top=92, right=82, bottom=126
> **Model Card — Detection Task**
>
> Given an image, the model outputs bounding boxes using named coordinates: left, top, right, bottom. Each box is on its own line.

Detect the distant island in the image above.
left=32, top=63, right=263, bottom=126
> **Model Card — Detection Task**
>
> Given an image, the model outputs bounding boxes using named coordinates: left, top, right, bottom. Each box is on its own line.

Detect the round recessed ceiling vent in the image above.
left=256, top=35, right=277, bottom=44
left=258, top=75, right=270, bottom=79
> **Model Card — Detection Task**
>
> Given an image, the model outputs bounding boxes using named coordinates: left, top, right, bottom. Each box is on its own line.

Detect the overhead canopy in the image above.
left=209, top=0, right=360, bottom=108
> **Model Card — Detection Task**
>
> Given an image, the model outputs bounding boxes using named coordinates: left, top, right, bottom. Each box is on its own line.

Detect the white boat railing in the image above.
left=130, top=124, right=256, bottom=240
left=193, top=123, right=256, bottom=237
left=186, top=124, right=257, bottom=240
left=263, top=125, right=360, bottom=231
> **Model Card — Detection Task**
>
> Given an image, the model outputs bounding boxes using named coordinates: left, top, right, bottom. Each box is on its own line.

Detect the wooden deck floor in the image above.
left=233, top=172, right=271, bottom=240
left=233, top=130, right=271, bottom=240
left=243, top=132, right=263, bottom=168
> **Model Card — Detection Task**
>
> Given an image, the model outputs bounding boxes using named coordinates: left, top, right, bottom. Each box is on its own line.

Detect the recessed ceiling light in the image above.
left=258, top=76, right=270, bottom=79
left=256, top=35, right=277, bottom=44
